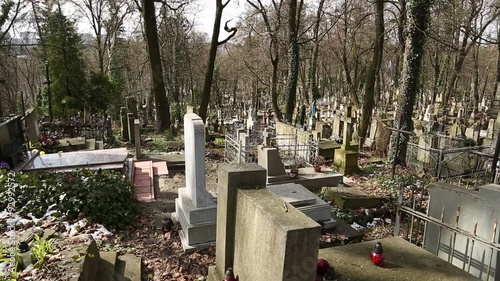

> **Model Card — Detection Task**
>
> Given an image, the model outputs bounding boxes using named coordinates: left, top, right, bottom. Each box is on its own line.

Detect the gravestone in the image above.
left=449, top=120, right=461, bottom=138
left=364, top=118, right=379, bottom=148
left=333, top=106, right=359, bottom=174
left=24, top=108, right=39, bottom=143
left=257, top=145, right=288, bottom=182
left=267, top=182, right=337, bottom=229
left=487, top=119, right=495, bottom=139
left=246, top=108, right=255, bottom=130
left=332, top=112, right=342, bottom=139
left=174, top=113, right=217, bottom=251
left=0, top=116, right=26, bottom=168
left=208, top=164, right=320, bottom=281
left=126, top=97, right=138, bottom=117
left=95, top=141, right=104, bottom=150
left=127, top=113, right=136, bottom=144
left=120, top=107, right=128, bottom=140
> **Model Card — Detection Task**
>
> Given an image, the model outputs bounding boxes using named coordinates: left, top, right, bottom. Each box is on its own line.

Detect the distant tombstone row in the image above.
left=120, top=97, right=139, bottom=144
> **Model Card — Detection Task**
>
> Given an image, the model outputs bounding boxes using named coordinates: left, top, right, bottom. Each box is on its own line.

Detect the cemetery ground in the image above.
left=0, top=130, right=431, bottom=281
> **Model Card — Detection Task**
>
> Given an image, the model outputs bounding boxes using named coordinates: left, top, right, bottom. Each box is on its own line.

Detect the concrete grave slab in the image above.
left=267, top=183, right=334, bottom=224
left=323, top=186, right=384, bottom=209
left=319, top=237, right=480, bottom=281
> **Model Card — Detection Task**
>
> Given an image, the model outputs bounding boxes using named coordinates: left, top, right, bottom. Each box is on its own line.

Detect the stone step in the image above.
left=115, top=254, right=142, bottom=281
left=95, top=251, right=117, bottom=281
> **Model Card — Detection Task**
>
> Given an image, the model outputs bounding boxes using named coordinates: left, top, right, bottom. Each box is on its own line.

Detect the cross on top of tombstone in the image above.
left=342, top=106, right=355, bottom=150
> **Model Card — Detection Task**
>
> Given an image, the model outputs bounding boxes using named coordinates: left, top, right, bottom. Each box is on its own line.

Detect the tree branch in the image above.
left=217, top=19, right=237, bottom=45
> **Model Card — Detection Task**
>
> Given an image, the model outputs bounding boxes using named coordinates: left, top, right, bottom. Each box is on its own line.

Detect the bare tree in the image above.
left=246, top=0, right=284, bottom=121
left=308, top=0, right=326, bottom=102
left=284, top=0, right=304, bottom=122
left=137, top=0, right=171, bottom=130
left=198, top=0, right=237, bottom=123
left=391, top=0, right=433, bottom=166
left=358, top=0, right=384, bottom=144
left=442, top=0, right=499, bottom=105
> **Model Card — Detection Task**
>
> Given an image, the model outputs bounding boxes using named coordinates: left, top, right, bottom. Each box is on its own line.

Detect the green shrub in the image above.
left=459, top=138, right=476, bottom=148
left=214, top=138, right=225, bottom=146
left=0, top=169, right=139, bottom=230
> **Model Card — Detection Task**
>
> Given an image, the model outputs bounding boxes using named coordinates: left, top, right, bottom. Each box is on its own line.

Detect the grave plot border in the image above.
left=39, top=123, right=111, bottom=141
left=223, top=123, right=319, bottom=166
left=407, top=143, right=488, bottom=179
left=270, top=131, right=319, bottom=167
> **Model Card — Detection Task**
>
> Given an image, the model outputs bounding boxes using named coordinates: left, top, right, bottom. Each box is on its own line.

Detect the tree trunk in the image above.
left=271, top=58, right=282, bottom=121
left=393, top=0, right=406, bottom=91
left=473, top=43, right=480, bottom=113
left=199, top=3, right=222, bottom=123
left=358, top=0, right=384, bottom=142
left=142, top=0, right=170, bottom=130
left=391, top=0, right=432, bottom=166
left=308, top=0, right=325, bottom=102
left=284, top=0, right=302, bottom=122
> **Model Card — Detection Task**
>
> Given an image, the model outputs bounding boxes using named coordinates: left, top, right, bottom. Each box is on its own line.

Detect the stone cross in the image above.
left=184, top=113, right=213, bottom=208
left=342, top=106, right=355, bottom=150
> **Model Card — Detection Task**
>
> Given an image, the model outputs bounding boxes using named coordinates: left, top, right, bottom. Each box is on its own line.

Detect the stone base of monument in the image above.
left=267, top=183, right=337, bottom=229
left=173, top=188, right=217, bottom=252
left=333, top=148, right=359, bottom=175
left=267, top=167, right=343, bottom=191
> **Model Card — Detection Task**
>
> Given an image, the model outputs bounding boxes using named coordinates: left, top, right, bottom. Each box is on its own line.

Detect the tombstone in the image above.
left=417, top=135, right=438, bottom=164
left=413, top=120, right=424, bottom=137
left=246, top=108, right=255, bottom=130
left=186, top=105, right=195, bottom=114
left=263, top=128, right=273, bottom=147
left=316, top=122, right=332, bottom=139
left=332, top=112, right=342, bottom=139
left=238, top=132, right=250, bottom=163
left=449, top=121, right=461, bottom=138
left=207, top=164, right=320, bottom=281
left=333, top=106, right=359, bottom=174
left=24, top=108, right=39, bottom=143
left=174, top=113, right=217, bottom=250
left=267, top=183, right=336, bottom=228
left=127, top=113, right=135, bottom=144
left=341, top=106, right=354, bottom=150
left=126, top=97, right=138, bottom=117
left=142, top=103, right=148, bottom=127
left=465, top=127, right=477, bottom=140
left=95, top=141, right=104, bottom=150
left=487, top=119, right=495, bottom=139
left=424, top=105, right=432, bottom=122
left=257, top=145, right=290, bottom=183
left=120, top=107, right=128, bottom=140
left=0, top=115, right=26, bottom=168
left=85, top=139, right=96, bottom=150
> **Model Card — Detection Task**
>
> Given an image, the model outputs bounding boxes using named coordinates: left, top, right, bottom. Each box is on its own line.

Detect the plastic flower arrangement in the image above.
left=0, top=161, right=10, bottom=170
left=39, top=133, right=58, bottom=152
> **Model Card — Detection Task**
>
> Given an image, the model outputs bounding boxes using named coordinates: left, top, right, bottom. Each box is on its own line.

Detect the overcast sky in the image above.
left=191, top=0, right=246, bottom=38
left=72, top=0, right=247, bottom=40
